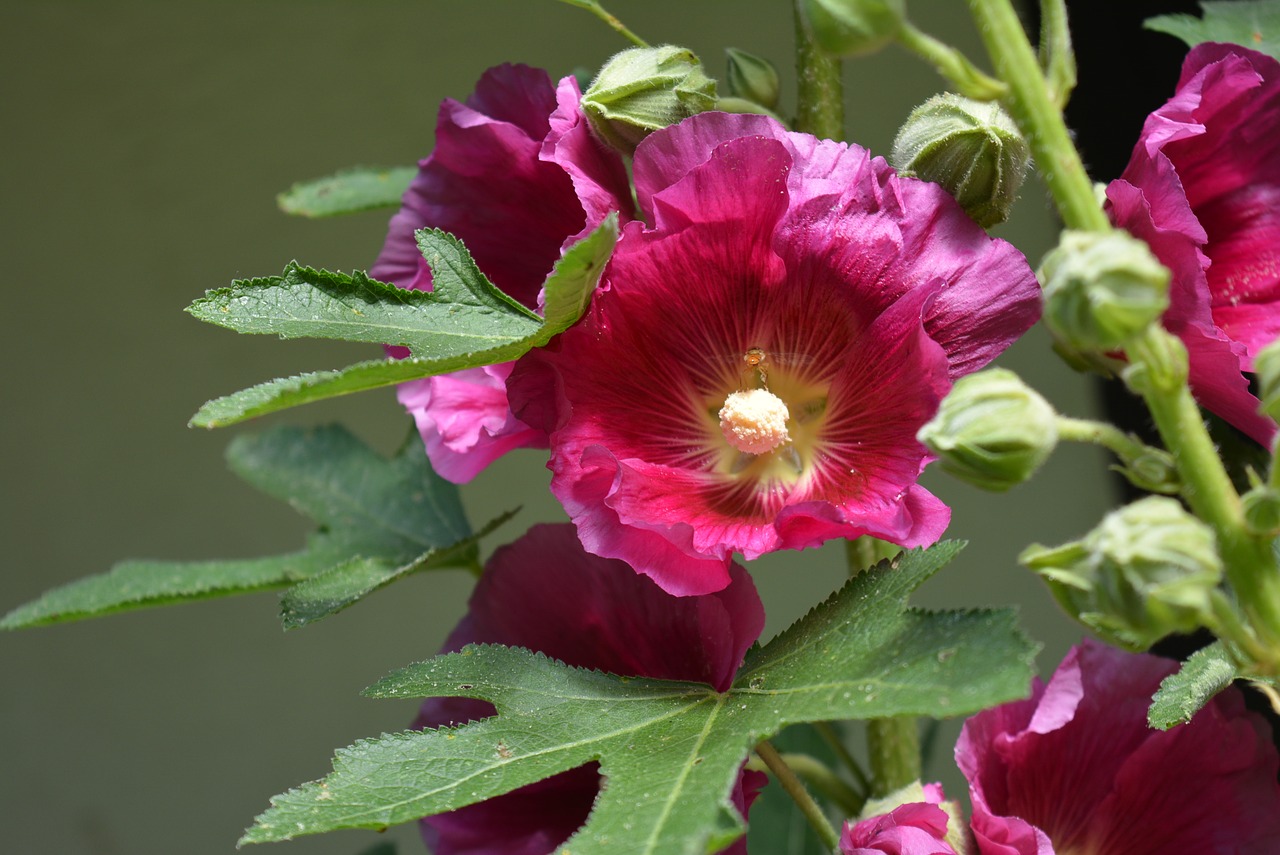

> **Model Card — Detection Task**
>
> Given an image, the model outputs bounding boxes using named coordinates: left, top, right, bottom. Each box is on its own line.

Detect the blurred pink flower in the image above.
left=1108, top=43, right=1280, bottom=444
left=840, top=782, right=959, bottom=855
left=372, top=63, right=632, bottom=482
left=414, top=524, right=767, bottom=855
left=510, top=112, right=1040, bottom=595
left=957, top=639, right=1280, bottom=855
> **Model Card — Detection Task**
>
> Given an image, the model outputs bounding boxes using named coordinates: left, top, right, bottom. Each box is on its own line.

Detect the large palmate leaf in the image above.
left=278, top=166, right=416, bottom=218
left=241, top=542, right=1037, bottom=854
left=2, top=425, right=497, bottom=631
left=189, top=215, right=617, bottom=427
left=1147, top=1, right=1280, bottom=59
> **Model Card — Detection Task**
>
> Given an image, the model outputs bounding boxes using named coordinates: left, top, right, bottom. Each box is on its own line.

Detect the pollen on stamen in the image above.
left=719, top=388, right=791, bottom=455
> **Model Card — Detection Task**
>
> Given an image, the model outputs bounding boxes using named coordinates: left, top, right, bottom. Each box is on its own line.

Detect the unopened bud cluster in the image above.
left=724, top=48, right=780, bottom=111
left=1021, top=496, right=1223, bottom=650
left=1038, top=229, right=1171, bottom=352
left=583, top=46, right=717, bottom=155
left=892, top=94, right=1029, bottom=227
left=916, top=368, right=1057, bottom=492
left=801, top=0, right=906, bottom=57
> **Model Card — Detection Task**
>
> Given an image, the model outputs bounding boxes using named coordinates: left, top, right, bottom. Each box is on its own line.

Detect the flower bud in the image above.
left=801, top=0, right=906, bottom=57
left=725, top=48, right=780, bottom=110
left=1021, top=496, right=1223, bottom=650
left=582, top=46, right=717, bottom=156
left=1255, top=337, right=1280, bottom=423
left=1242, top=485, right=1280, bottom=537
left=1038, top=229, right=1171, bottom=352
left=891, top=93, right=1030, bottom=227
left=917, top=368, right=1058, bottom=492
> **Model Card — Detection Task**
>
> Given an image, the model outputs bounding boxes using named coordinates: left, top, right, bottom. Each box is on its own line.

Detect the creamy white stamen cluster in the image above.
left=718, top=388, right=791, bottom=454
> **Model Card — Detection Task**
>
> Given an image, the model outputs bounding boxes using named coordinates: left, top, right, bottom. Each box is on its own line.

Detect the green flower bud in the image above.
left=891, top=93, right=1030, bottom=227
left=1038, top=229, right=1172, bottom=352
left=582, top=46, right=717, bottom=156
left=1022, top=496, right=1223, bottom=650
left=1254, top=337, right=1280, bottom=422
left=917, top=368, right=1058, bottom=492
left=1243, top=485, right=1280, bottom=537
left=801, top=0, right=906, bottom=57
left=725, top=48, right=780, bottom=110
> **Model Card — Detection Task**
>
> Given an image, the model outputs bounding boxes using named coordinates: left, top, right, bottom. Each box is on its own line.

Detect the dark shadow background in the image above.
left=0, top=2, right=1172, bottom=852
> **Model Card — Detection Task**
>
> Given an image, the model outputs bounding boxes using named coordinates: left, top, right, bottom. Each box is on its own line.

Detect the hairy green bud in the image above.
left=917, top=368, right=1058, bottom=492
left=1255, top=337, right=1280, bottom=422
left=891, top=94, right=1029, bottom=227
left=724, top=48, right=780, bottom=110
left=1022, top=496, right=1223, bottom=650
left=582, top=46, right=717, bottom=156
left=1038, top=229, right=1171, bottom=352
left=801, top=0, right=906, bottom=57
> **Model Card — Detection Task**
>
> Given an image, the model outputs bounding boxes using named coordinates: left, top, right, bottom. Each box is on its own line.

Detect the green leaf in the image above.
left=189, top=215, right=617, bottom=428
left=241, top=542, right=1037, bottom=853
left=277, top=166, right=416, bottom=218
left=1146, top=1, right=1280, bottom=59
left=1148, top=641, right=1239, bottom=729
left=2, top=425, right=493, bottom=631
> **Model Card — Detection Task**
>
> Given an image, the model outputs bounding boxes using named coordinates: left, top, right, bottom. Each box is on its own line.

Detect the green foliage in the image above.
left=1147, top=1, right=1280, bottom=59
left=277, top=166, right=416, bottom=218
left=2, top=425, right=495, bottom=631
left=189, top=216, right=617, bottom=427
left=1147, top=641, right=1238, bottom=729
left=241, top=543, right=1037, bottom=853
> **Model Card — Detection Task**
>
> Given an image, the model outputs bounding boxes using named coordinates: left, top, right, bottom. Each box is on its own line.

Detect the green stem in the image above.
left=1128, top=328, right=1280, bottom=663
left=1055, top=415, right=1179, bottom=493
left=1207, top=590, right=1272, bottom=668
left=747, top=751, right=863, bottom=814
left=966, top=0, right=1106, bottom=231
left=556, top=0, right=648, bottom=46
left=896, top=22, right=1008, bottom=100
left=1037, top=0, right=1076, bottom=108
left=793, top=1, right=844, bottom=139
left=814, top=721, right=872, bottom=797
left=755, top=740, right=840, bottom=850
left=865, top=717, right=921, bottom=797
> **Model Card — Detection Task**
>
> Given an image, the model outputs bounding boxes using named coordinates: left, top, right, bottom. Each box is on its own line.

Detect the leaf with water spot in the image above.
left=1147, top=1, right=1280, bottom=58
left=240, top=542, right=1037, bottom=853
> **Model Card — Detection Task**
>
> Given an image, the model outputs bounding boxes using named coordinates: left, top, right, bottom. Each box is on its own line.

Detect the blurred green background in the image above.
left=1, top=2, right=1112, bottom=853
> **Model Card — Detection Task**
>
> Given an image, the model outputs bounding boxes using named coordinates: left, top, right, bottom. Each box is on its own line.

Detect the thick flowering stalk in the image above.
left=1107, top=44, right=1280, bottom=444
left=414, top=524, right=767, bottom=855
left=510, top=112, right=1040, bottom=596
left=958, top=640, right=1280, bottom=854
left=372, top=63, right=633, bottom=482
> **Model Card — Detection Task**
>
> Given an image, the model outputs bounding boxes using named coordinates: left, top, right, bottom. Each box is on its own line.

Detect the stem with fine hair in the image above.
left=755, top=740, right=840, bottom=849
left=555, top=0, right=648, bottom=47
left=792, top=0, right=844, bottom=139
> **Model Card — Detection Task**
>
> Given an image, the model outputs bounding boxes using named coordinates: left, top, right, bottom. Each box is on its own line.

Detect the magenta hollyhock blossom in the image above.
left=414, top=524, right=767, bottom=855
left=371, top=63, right=632, bottom=483
left=509, top=112, right=1041, bottom=596
left=1108, top=43, right=1280, bottom=444
left=840, top=783, right=958, bottom=855
left=957, top=639, right=1280, bottom=855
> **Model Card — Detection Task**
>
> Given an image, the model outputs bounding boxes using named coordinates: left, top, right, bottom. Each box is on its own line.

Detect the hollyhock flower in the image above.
left=1107, top=43, right=1280, bottom=444
left=414, top=524, right=767, bottom=855
left=371, top=63, right=632, bottom=482
left=957, top=638, right=1280, bottom=855
left=839, top=782, right=959, bottom=855
left=509, top=112, right=1040, bottom=596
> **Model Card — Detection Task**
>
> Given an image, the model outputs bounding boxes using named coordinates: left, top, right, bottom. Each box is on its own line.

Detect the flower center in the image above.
left=719, top=388, right=791, bottom=454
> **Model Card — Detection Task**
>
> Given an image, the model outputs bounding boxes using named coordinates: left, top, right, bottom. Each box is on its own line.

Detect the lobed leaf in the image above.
left=2, top=425, right=491, bottom=631
left=278, top=166, right=416, bottom=218
left=1146, top=1, right=1280, bottom=58
left=241, top=542, right=1037, bottom=853
left=190, top=215, right=617, bottom=428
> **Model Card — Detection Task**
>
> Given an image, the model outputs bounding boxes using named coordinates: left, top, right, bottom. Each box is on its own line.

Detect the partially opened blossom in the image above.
left=414, top=524, right=767, bottom=855
left=372, top=63, right=633, bottom=482
left=1108, top=43, right=1280, bottom=444
left=958, top=639, right=1280, bottom=855
left=510, top=112, right=1040, bottom=595
left=840, top=782, right=959, bottom=855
